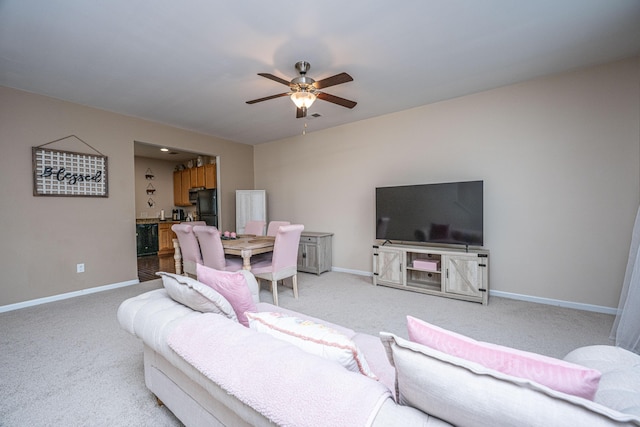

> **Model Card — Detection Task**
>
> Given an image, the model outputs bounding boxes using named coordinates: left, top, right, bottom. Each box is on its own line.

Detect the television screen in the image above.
left=376, top=180, right=483, bottom=246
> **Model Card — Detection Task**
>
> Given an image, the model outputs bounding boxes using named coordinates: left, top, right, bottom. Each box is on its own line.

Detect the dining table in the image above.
left=220, top=235, right=275, bottom=271
left=172, top=234, right=275, bottom=274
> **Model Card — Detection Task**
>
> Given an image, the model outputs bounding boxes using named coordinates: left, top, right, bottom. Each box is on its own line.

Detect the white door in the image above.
left=236, top=190, right=266, bottom=234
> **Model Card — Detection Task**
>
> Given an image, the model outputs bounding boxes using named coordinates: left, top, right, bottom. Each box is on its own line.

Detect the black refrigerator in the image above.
left=196, top=189, right=218, bottom=227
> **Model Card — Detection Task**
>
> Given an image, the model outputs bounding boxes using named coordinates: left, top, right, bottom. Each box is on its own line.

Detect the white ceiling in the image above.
left=1, top=1, right=639, bottom=149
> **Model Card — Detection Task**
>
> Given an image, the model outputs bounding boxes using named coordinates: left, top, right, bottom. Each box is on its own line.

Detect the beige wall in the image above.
left=2, top=58, right=638, bottom=309
left=134, top=157, right=179, bottom=220
left=0, top=86, right=253, bottom=306
left=254, top=58, right=640, bottom=309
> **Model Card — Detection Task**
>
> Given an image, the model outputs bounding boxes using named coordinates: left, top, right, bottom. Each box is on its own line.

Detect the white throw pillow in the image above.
left=246, top=311, right=378, bottom=380
left=156, top=272, right=237, bottom=321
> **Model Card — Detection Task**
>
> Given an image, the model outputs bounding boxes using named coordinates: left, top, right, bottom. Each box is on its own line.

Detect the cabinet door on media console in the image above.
left=444, top=255, right=488, bottom=303
left=373, top=246, right=403, bottom=285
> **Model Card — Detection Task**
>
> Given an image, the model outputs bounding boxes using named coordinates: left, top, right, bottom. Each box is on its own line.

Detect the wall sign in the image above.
left=32, top=135, right=108, bottom=197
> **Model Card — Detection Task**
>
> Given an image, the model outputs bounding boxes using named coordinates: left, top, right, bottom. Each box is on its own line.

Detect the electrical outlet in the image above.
left=77, top=263, right=85, bottom=273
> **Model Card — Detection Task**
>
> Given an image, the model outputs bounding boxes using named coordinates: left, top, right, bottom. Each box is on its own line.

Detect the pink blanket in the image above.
left=168, top=313, right=391, bottom=427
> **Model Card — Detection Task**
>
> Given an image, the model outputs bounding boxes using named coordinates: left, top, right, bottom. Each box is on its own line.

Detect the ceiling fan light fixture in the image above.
left=290, top=90, right=316, bottom=109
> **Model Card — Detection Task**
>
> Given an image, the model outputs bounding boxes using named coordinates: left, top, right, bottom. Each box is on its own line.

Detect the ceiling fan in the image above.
left=246, top=61, right=357, bottom=118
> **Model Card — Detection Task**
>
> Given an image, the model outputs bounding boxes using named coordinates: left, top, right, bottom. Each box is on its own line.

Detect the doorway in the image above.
left=133, top=140, right=220, bottom=281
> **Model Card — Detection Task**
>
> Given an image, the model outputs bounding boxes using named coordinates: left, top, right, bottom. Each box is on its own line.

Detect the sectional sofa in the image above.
left=117, top=268, right=640, bottom=426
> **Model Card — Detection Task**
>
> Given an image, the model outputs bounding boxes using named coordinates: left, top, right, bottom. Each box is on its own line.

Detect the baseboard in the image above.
left=0, top=279, right=140, bottom=313
left=489, top=290, right=618, bottom=315
left=330, top=267, right=618, bottom=315
left=331, top=266, right=372, bottom=276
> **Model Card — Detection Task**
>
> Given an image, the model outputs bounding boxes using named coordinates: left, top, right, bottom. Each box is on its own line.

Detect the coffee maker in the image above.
left=172, top=209, right=185, bottom=221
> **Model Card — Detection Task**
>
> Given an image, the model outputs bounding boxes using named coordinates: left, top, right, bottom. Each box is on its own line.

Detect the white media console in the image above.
left=372, top=243, right=489, bottom=304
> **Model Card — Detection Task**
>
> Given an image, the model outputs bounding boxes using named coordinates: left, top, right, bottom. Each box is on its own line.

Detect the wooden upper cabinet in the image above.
left=173, top=171, right=184, bottom=206
left=173, top=170, right=191, bottom=206
left=181, top=169, right=191, bottom=201
left=173, top=165, right=215, bottom=206
left=194, top=166, right=206, bottom=188
left=204, top=164, right=216, bottom=189
left=189, top=167, right=197, bottom=188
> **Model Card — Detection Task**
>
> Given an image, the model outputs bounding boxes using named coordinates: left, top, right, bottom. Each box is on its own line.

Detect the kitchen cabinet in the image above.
left=173, top=171, right=183, bottom=206
left=189, top=167, right=198, bottom=188
left=194, top=166, right=205, bottom=188
left=174, top=165, right=216, bottom=206
left=173, top=170, right=192, bottom=207
left=173, top=171, right=191, bottom=206
left=297, top=232, right=333, bottom=274
left=204, top=164, right=216, bottom=189
left=158, top=222, right=178, bottom=256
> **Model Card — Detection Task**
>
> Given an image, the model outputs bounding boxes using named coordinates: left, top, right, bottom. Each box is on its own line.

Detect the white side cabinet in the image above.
left=372, top=244, right=489, bottom=304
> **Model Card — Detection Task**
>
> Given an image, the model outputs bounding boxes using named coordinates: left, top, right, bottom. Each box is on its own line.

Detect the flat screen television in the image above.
left=376, top=180, right=483, bottom=247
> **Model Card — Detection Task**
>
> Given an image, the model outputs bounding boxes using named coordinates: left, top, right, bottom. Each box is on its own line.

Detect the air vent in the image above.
left=310, top=113, right=322, bottom=119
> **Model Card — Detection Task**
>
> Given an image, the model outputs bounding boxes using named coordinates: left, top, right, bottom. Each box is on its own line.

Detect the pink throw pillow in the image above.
left=197, top=264, right=257, bottom=327
left=407, top=316, right=601, bottom=400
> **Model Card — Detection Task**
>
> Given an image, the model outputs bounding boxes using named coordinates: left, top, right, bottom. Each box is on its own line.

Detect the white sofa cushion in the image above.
left=157, top=272, right=237, bottom=321
left=380, top=332, right=640, bottom=427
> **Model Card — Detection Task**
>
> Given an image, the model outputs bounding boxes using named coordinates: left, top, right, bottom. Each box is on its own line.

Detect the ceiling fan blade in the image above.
left=246, top=93, right=289, bottom=104
left=316, top=92, right=357, bottom=109
left=313, top=72, right=353, bottom=89
left=258, top=73, right=291, bottom=86
left=296, top=107, right=307, bottom=118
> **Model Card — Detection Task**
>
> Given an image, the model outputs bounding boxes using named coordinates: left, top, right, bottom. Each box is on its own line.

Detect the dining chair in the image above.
left=251, top=224, right=304, bottom=306
left=266, top=221, right=291, bottom=237
left=244, top=220, right=266, bottom=236
left=171, top=223, right=203, bottom=277
left=193, top=225, right=243, bottom=272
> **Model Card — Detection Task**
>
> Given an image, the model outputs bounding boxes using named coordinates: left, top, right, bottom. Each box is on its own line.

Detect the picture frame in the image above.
left=32, top=147, right=109, bottom=197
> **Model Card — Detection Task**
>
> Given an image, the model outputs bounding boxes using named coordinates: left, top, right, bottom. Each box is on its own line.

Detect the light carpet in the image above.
left=0, top=271, right=614, bottom=426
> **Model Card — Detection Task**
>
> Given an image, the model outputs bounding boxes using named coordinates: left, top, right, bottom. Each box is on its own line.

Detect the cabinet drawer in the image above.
left=300, top=236, right=318, bottom=244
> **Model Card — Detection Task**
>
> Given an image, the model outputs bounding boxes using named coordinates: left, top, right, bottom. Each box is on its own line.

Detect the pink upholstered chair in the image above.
left=192, top=225, right=243, bottom=272
left=184, top=221, right=206, bottom=227
left=266, top=221, right=291, bottom=237
left=251, top=224, right=304, bottom=306
left=171, top=224, right=203, bottom=277
left=244, top=220, right=266, bottom=236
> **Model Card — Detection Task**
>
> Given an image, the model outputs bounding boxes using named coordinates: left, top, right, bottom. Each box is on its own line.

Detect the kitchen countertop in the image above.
left=136, top=218, right=182, bottom=224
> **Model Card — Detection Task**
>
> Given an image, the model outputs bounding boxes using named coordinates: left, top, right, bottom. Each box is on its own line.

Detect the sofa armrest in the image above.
left=565, top=345, right=640, bottom=417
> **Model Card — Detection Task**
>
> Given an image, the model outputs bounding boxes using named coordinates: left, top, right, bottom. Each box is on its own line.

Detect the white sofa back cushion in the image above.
left=380, top=332, right=640, bottom=427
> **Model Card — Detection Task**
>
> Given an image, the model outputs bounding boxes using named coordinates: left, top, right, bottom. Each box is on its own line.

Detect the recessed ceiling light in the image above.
left=160, top=148, right=169, bottom=152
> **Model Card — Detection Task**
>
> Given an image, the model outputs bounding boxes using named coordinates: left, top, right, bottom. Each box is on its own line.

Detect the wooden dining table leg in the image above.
left=172, top=238, right=182, bottom=275
left=240, top=249, right=253, bottom=271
